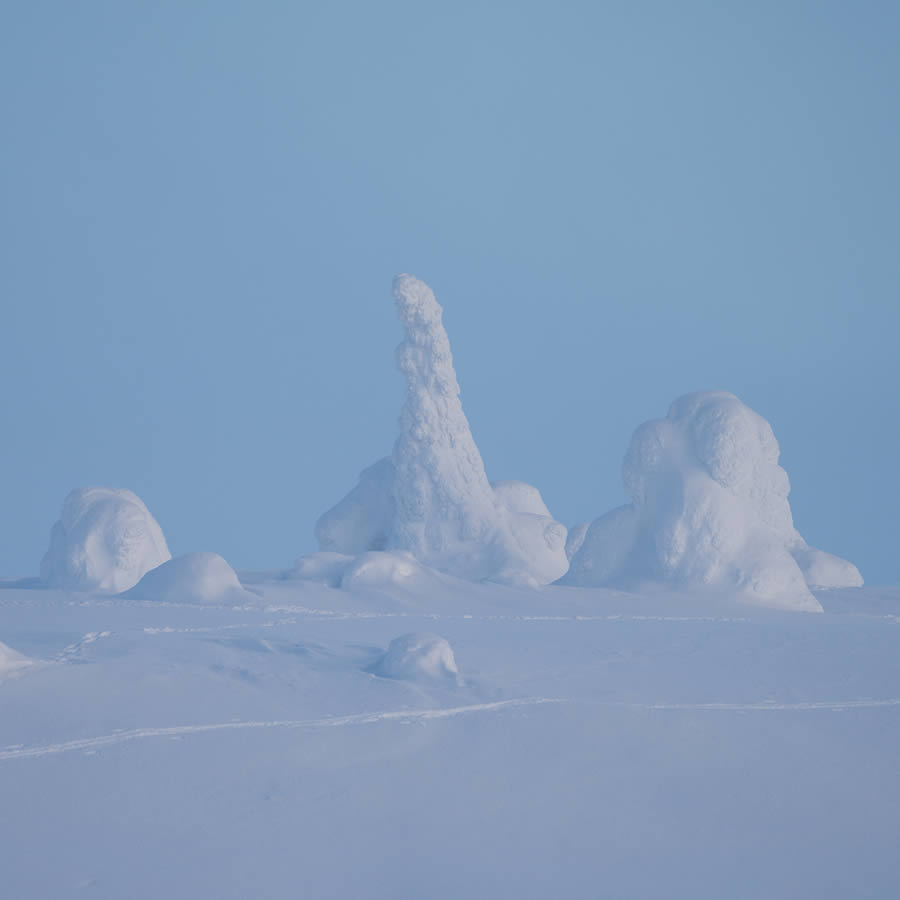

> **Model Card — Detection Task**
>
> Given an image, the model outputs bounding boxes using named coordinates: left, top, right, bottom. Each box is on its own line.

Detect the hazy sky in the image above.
left=2, top=1, right=898, bottom=582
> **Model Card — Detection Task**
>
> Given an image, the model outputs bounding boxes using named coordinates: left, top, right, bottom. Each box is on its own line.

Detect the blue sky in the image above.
left=2, top=1, right=898, bottom=581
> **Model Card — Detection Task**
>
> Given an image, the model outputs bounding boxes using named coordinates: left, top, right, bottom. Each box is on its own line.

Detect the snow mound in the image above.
left=340, top=551, right=430, bottom=590
left=315, top=274, right=568, bottom=586
left=41, top=487, right=171, bottom=593
left=292, top=552, right=354, bottom=587
left=0, top=641, right=33, bottom=678
left=562, top=392, right=862, bottom=611
left=123, top=552, right=253, bottom=605
left=315, top=458, right=395, bottom=555
left=371, top=632, right=459, bottom=682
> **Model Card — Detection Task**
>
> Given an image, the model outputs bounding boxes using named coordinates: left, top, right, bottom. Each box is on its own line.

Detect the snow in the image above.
left=315, top=457, right=395, bottom=555
left=291, top=551, right=354, bottom=587
left=0, top=640, right=32, bottom=678
left=40, top=487, right=171, bottom=593
left=315, top=275, right=568, bottom=586
left=564, top=521, right=589, bottom=561
left=562, top=392, right=862, bottom=611
left=2, top=279, right=891, bottom=898
left=122, top=552, right=255, bottom=605
left=340, top=550, right=431, bottom=590
left=371, top=632, right=459, bottom=682
left=2, top=577, right=900, bottom=899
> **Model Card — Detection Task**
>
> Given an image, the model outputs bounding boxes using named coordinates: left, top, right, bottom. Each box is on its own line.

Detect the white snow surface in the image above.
left=563, top=392, right=862, bottom=611
left=340, top=550, right=433, bottom=590
left=315, top=458, right=395, bottom=555
left=314, top=275, right=568, bottom=586
left=40, top=487, right=171, bottom=593
left=2, top=576, right=900, bottom=900
left=372, top=632, right=459, bottom=682
left=122, top=552, right=254, bottom=605
left=0, top=640, right=32, bottom=678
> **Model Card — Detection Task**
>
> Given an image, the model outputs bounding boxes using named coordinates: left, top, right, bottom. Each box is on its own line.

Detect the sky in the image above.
left=1, top=0, right=898, bottom=583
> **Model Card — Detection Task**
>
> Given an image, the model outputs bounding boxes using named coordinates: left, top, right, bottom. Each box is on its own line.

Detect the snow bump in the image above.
left=372, top=633, right=459, bottom=683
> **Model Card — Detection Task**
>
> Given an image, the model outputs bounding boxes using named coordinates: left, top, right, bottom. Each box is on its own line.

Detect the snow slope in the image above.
left=0, top=640, right=32, bottom=678
left=563, top=392, right=862, bottom=611
left=1, top=575, right=899, bottom=900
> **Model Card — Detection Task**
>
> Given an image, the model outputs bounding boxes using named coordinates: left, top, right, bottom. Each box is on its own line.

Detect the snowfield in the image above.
left=2, top=274, right=891, bottom=898
left=2, top=575, right=899, bottom=899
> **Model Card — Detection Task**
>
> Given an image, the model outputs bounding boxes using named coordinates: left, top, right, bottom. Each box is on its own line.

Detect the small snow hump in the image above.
left=372, top=633, right=459, bottom=683
left=122, top=552, right=253, bottom=605
left=41, top=487, right=171, bottom=593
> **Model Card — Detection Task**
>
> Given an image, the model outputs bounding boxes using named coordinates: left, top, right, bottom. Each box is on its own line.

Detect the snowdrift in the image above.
left=41, top=487, right=171, bottom=593
left=314, top=274, right=568, bottom=586
left=371, top=632, right=459, bottom=682
left=562, top=391, right=862, bottom=611
left=340, top=550, right=432, bottom=591
left=0, top=640, right=33, bottom=678
left=123, top=552, right=254, bottom=605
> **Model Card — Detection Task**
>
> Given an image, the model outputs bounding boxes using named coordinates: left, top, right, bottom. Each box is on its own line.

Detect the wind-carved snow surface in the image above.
left=372, top=633, right=459, bottom=683
left=40, top=488, right=171, bottom=593
left=313, top=275, right=568, bottom=586
left=562, top=392, right=862, bottom=612
left=122, top=552, right=255, bottom=605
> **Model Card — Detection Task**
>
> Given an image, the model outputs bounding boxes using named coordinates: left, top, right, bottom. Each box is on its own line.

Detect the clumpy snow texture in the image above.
left=0, top=640, right=32, bottom=678
left=40, top=487, right=171, bottom=593
left=562, top=391, right=862, bottom=611
left=123, top=552, right=254, bottom=605
left=371, top=632, right=459, bottom=683
left=313, top=275, right=568, bottom=586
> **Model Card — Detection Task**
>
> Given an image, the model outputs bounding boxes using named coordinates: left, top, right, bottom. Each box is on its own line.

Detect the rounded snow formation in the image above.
left=292, top=552, right=354, bottom=587
left=339, top=550, right=430, bottom=590
left=0, top=641, right=33, bottom=679
left=123, top=552, right=253, bottom=605
left=562, top=392, right=862, bottom=611
left=314, top=274, right=569, bottom=586
left=41, top=487, right=171, bottom=593
left=372, top=633, right=459, bottom=683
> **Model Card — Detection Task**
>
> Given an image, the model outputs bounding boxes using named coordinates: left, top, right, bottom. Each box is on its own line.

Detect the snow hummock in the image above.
left=562, top=392, right=862, bottom=611
left=340, top=550, right=431, bottom=591
left=41, top=487, right=171, bottom=593
left=292, top=552, right=354, bottom=587
left=371, top=632, right=459, bottom=683
left=123, top=552, right=254, bottom=605
left=0, top=640, right=32, bottom=678
left=314, top=275, right=568, bottom=586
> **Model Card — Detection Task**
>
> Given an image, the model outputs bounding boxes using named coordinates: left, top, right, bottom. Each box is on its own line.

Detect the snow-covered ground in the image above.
left=2, top=575, right=899, bottom=899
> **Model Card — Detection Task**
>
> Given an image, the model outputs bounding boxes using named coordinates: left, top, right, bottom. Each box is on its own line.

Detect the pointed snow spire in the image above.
left=311, top=274, right=568, bottom=586
left=388, top=274, right=518, bottom=579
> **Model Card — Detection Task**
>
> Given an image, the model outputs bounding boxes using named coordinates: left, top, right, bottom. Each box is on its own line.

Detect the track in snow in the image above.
left=5, top=694, right=900, bottom=764
left=0, top=698, right=563, bottom=763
